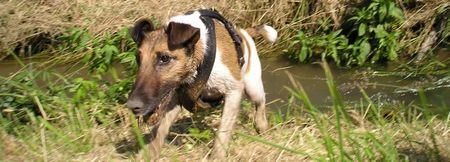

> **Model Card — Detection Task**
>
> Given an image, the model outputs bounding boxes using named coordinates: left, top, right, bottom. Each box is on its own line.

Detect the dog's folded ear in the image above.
left=166, top=22, right=200, bottom=49
left=130, top=19, right=154, bottom=45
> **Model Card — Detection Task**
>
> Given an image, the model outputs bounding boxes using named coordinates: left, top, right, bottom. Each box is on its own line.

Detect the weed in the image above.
left=188, top=128, right=212, bottom=141
left=285, top=0, right=405, bottom=66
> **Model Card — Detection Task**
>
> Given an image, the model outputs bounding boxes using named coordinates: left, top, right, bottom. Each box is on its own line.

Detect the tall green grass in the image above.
left=1, top=60, right=448, bottom=161
left=0, top=62, right=133, bottom=160
left=238, top=60, right=448, bottom=161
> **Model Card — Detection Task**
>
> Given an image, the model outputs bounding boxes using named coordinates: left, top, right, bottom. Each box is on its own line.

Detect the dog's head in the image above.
left=126, top=19, right=204, bottom=124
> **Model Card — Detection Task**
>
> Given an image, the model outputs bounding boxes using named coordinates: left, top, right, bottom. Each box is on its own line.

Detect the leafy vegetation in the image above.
left=285, top=0, right=449, bottom=66
left=57, top=27, right=138, bottom=76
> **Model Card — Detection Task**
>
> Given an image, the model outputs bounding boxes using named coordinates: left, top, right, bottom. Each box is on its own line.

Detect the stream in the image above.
left=1, top=57, right=449, bottom=111
left=261, top=57, right=449, bottom=109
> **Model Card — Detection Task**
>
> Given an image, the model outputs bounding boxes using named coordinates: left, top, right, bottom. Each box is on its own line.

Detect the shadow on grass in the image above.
left=398, top=148, right=449, bottom=162
left=113, top=113, right=216, bottom=156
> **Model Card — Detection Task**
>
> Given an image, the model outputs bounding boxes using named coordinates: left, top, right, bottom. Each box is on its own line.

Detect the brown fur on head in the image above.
left=126, top=19, right=204, bottom=123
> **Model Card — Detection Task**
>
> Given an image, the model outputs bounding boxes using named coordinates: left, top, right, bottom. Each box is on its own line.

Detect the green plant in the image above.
left=349, top=0, right=403, bottom=64
left=188, top=128, right=212, bottom=141
left=285, top=0, right=405, bottom=66
left=0, top=68, right=57, bottom=125
left=269, top=96, right=296, bottom=125
left=0, top=65, right=127, bottom=160
left=56, top=26, right=139, bottom=79
left=285, top=30, right=350, bottom=65
left=69, top=78, right=103, bottom=104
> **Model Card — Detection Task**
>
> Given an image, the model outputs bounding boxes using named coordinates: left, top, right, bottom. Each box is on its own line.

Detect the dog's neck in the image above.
left=176, top=9, right=244, bottom=112
left=176, top=13, right=217, bottom=112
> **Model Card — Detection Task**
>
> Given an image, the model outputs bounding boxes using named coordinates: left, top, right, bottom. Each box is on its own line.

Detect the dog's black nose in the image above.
left=127, top=99, right=144, bottom=114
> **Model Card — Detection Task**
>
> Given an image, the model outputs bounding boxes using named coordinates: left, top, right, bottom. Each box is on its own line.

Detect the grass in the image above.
left=1, top=0, right=447, bottom=75
left=1, top=0, right=449, bottom=161
left=0, top=0, right=296, bottom=59
left=2, top=0, right=448, bottom=68
left=1, top=60, right=449, bottom=161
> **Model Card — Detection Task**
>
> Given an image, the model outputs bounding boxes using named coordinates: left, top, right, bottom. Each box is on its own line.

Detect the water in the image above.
left=261, top=57, right=449, bottom=109
left=1, top=57, right=449, bottom=110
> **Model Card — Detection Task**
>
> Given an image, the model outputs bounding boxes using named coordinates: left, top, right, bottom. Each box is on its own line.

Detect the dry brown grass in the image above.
left=1, top=0, right=448, bottom=59
left=399, top=0, right=450, bottom=57
left=105, top=113, right=450, bottom=161
left=2, top=107, right=449, bottom=161
left=0, top=0, right=280, bottom=57
left=0, top=130, right=36, bottom=161
left=0, top=0, right=350, bottom=58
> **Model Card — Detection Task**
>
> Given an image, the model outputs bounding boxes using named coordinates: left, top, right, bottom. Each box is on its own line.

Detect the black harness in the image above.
left=189, top=9, right=245, bottom=67
left=177, top=9, right=244, bottom=112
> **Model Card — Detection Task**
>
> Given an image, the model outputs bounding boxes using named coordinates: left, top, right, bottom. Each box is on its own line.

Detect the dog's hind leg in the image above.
left=239, top=28, right=269, bottom=134
left=244, top=76, right=269, bottom=134
left=242, top=49, right=268, bottom=134
left=212, top=87, right=243, bottom=158
left=147, top=105, right=181, bottom=160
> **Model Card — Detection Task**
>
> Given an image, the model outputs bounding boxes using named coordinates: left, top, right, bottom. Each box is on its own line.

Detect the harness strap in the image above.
left=188, top=9, right=245, bottom=67
left=177, top=15, right=216, bottom=112
left=178, top=9, right=244, bottom=112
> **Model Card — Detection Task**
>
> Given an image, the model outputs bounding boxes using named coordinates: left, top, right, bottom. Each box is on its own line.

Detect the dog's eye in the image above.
left=157, top=53, right=172, bottom=65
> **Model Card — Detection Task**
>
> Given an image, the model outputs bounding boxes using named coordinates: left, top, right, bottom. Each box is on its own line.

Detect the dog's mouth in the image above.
left=136, top=90, right=173, bottom=125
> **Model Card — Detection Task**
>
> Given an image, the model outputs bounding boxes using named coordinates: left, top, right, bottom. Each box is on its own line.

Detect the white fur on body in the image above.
left=148, top=12, right=275, bottom=159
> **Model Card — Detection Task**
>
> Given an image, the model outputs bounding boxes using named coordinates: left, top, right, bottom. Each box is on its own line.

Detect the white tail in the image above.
left=245, top=25, right=278, bottom=43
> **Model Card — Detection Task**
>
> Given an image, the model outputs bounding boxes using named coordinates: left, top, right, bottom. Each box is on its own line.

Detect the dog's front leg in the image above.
left=211, top=88, right=243, bottom=158
left=147, top=105, right=181, bottom=160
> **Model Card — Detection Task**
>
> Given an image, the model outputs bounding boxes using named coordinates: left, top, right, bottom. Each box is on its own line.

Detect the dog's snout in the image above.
left=127, top=99, right=144, bottom=111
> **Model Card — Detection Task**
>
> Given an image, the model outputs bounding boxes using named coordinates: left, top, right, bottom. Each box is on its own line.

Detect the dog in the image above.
left=126, top=9, right=277, bottom=159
